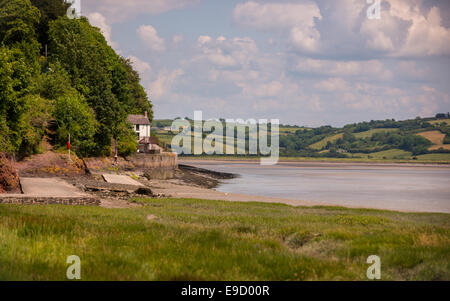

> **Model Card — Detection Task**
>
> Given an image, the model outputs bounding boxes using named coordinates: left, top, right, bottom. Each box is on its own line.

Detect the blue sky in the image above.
left=81, top=0, right=450, bottom=126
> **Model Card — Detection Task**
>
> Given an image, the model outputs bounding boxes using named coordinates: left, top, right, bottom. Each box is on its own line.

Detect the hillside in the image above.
left=0, top=0, right=152, bottom=158
left=152, top=115, right=450, bottom=162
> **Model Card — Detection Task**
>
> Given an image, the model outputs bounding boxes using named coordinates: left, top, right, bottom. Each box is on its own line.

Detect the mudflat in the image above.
left=180, top=159, right=450, bottom=213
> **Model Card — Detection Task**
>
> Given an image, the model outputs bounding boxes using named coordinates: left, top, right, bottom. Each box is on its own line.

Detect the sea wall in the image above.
left=0, top=196, right=100, bottom=206
left=127, top=152, right=178, bottom=169
left=84, top=153, right=178, bottom=179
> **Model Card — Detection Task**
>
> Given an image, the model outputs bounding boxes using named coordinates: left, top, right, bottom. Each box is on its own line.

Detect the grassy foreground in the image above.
left=0, top=198, right=449, bottom=280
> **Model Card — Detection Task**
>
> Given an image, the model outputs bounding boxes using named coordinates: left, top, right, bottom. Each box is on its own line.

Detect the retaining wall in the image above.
left=0, top=196, right=100, bottom=206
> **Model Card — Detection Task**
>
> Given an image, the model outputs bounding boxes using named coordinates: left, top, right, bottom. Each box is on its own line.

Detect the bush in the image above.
left=116, top=122, right=138, bottom=156
left=55, top=94, right=97, bottom=157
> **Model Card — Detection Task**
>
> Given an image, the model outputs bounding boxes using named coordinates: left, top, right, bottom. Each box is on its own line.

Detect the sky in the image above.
left=79, top=0, right=450, bottom=127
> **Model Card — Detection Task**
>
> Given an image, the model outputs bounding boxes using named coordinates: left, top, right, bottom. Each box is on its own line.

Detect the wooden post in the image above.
left=68, top=133, right=71, bottom=161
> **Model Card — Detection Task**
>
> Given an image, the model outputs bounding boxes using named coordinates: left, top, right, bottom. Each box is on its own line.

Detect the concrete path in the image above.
left=19, top=177, right=88, bottom=197
left=102, top=174, right=143, bottom=186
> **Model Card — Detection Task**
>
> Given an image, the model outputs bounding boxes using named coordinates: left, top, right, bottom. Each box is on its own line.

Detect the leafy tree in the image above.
left=34, top=62, right=76, bottom=99
left=0, top=0, right=41, bottom=63
left=55, top=94, right=97, bottom=156
left=116, top=122, right=138, bottom=156
left=30, top=0, right=71, bottom=48
left=0, top=47, right=37, bottom=152
left=18, top=94, right=53, bottom=155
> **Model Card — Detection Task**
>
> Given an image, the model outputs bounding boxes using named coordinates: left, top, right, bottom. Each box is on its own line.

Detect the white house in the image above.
left=127, top=111, right=151, bottom=140
left=127, top=112, right=163, bottom=153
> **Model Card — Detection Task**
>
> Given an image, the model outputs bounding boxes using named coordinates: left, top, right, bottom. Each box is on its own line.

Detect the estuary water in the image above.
left=185, top=161, right=450, bottom=213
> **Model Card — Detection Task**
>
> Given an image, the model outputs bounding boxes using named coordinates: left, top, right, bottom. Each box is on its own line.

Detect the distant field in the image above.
left=1, top=200, right=449, bottom=280
left=416, top=131, right=450, bottom=151
left=417, top=131, right=445, bottom=145
left=354, top=128, right=399, bottom=139
left=310, top=133, right=343, bottom=150
left=428, top=119, right=450, bottom=125
left=416, top=153, right=450, bottom=161
left=352, top=149, right=412, bottom=160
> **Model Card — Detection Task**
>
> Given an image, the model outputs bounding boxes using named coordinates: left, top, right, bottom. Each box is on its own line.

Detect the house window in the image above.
left=136, top=124, right=140, bottom=131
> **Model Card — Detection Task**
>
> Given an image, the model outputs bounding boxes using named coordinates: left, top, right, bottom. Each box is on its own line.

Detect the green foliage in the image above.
left=34, top=63, right=76, bottom=99
left=18, top=94, right=53, bottom=155
left=0, top=0, right=41, bottom=63
left=117, top=123, right=138, bottom=156
left=54, top=94, right=97, bottom=156
left=30, top=0, right=71, bottom=48
left=48, top=17, right=153, bottom=155
left=444, top=134, right=450, bottom=145
left=0, top=1, right=153, bottom=157
left=0, top=46, right=38, bottom=152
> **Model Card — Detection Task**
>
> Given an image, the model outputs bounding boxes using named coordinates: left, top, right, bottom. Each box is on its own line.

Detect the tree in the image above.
left=0, top=47, right=37, bottom=152
left=30, top=0, right=71, bottom=48
left=0, top=0, right=41, bottom=63
left=55, top=94, right=97, bottom=156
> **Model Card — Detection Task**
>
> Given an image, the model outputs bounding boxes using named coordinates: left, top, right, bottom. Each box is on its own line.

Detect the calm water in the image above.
left=186, top=161, right=450, bottom=213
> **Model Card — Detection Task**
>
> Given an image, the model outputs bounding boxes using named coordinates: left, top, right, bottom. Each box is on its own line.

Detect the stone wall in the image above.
left=0, top=196, right=100, bottom=206
left=127, top=152, right=178, bottom=169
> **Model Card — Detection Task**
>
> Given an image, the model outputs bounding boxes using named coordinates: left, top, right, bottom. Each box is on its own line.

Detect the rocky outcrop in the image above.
left=0, top=153, right=20, bottom=193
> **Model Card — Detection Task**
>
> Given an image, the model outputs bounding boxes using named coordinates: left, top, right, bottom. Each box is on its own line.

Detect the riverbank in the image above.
left=178, top=155, right=450, bottom=165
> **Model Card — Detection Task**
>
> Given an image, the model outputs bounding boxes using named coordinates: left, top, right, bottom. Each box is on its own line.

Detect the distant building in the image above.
left=127, top=112, right=151, bottom=140
left=127, top=112, right=163, bottom=154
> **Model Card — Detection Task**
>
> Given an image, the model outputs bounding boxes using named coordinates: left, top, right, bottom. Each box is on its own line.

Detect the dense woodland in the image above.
left=0, top=0, right=153, bottom=158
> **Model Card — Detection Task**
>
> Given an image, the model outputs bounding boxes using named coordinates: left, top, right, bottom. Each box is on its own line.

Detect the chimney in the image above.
left=144, top=111, right=148, bottom=118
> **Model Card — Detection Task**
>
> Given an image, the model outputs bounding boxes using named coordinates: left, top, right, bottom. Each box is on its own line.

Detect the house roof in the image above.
left=127, top=114, right=150, bottom=125
left=138, top=137, right=159, bottom=145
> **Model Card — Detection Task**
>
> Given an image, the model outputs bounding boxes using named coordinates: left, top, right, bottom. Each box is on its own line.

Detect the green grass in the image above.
left=1, top=199, right=449, bottom=280
left=428, top=119, right=450, bottom=126
left=352, top=149, right=412, bottom=160
left=309, top=133, right=344, bottom=150
left=352, top=128, right=398, bottom=139
left=416, top=153, right=450, bottom=161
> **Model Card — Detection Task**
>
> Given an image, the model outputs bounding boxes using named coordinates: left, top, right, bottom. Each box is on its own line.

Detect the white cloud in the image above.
left=137, top=25, right=166, bottom=52
left=197, top=35, right=213, bottom=45
left=148, top=69, right=184, bottom=100
left=233, top=1, right=322, bottom=53
left=172, top=35, right=184, bottom=44
left=315, top=78, right=349, bottom=92
left=293, top=58, right=392, bottom=80
left=195, top=36, right=258, bottom=69
left=128, top=55, right=151, bottom=77
left=83, top=0, right=201, bottom=23
left=360, top=0, right=450, bottom=56
left=87, top=12, right=118, bottom=49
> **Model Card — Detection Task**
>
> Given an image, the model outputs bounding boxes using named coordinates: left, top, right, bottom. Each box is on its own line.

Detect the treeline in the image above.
left=279, top=117, right=450, bottom=157
left=0, top=0, right=153, bottom=157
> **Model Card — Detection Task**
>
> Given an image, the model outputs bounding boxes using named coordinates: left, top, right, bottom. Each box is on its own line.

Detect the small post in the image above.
left=45, top=44, right=48, bottom=60
left=68, top=133, right=71, bottom=162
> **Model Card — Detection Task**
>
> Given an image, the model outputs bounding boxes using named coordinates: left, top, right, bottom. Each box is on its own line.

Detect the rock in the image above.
left=146, top=214, right=158, bottom=220
left=135, top=187, right=153, bottom=196
left=0, top=153, right=20, bottom=193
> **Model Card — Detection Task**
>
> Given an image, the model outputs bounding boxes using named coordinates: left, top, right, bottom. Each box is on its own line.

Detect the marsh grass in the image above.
left=0, top=199, right=449, bottom=280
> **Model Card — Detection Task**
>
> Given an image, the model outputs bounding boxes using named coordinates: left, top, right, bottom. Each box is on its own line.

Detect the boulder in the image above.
left=135, top=187, right=153, bottom=196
